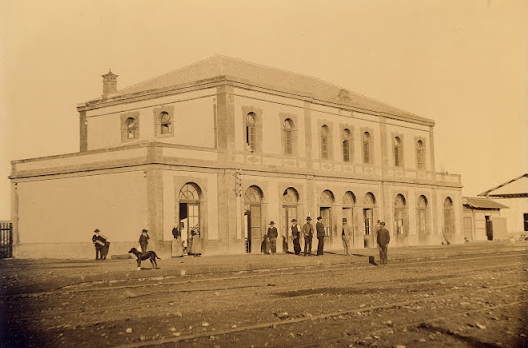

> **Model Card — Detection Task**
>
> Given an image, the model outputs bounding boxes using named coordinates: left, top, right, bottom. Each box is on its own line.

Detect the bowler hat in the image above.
left=342, top=218, right=347, bottom=222
left=142, top=229, right=148, bottom=233
left=269, top=221, right=275, bottom=225
left=306, top=216, right=312, bottom=221
left=317, top=216, right=322, bottom=220
left=94, top=229, right=100, bottom=233
left=291, top=219, right=297, bottom=222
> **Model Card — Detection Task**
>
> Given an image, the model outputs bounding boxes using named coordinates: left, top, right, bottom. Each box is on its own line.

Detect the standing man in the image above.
left=291, top=219, right=301, bottom=255
left=267, top=221, right=278, bottom=254
left=172, top=222, right=184, bottom=257
left=376, top=221, right=391, bottom=266
left=342, top=218, right=352, bottom=256
left=139, top=229, right=149, bottom=254
left=302, top=216, right=313, bottom=256
left=316, top=216, right=326, bottom=256
left=92, top=229, right=108, bottom=260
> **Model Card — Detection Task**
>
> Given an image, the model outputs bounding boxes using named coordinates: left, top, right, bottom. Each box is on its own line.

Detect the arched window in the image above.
left=321, top=125, right=329, bottom=159
left=343, top=191, right=356, bottom=206
left=416, top=140, right=425, bottom=170
left=246, top=113, right=256, bottom=152
left=444, top=197, right=454, bottom=236
left=283, top=119, right=293, bottom=155
left=394, top=194, right=406, bottom=235
left=282, top=187, right=299, bottom=204
left=363, top=132, right=371, bottom=164
left=126, top=117, right=137, bottom=139
left=245, top=185, right=263, bottom=204
left=417, top=195, right=428, bottom=236
left=394, top=136, right=403, bottom=167
left=342, top=128, right=351, bottom=162
left=319, top=190, right=334, bottom=237
left=160, top=112, right=171, bottom=135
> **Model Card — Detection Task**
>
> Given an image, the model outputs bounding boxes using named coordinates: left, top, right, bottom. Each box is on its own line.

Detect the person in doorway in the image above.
left=92, top=229, right=108, bottom=260
left=376, top=221, right=391, bottom=266
left=172, top=222, right=184, bottom=257
left=139, top=229, right=149, bottom=254
left=302, top=217, right=314, bottom=256
left=267, top=221, right=278, bottom=254
left=316, top=217, right=325, bottom=256
left=291, top=219, right=301, bottom=255
left=342, top=218, right=352, bottom=256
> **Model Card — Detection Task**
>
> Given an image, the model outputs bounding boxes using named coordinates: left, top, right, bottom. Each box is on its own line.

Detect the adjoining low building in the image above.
left=478, top=174, right=528, bottom=239
left=9, top=55, right=464, bottom=258
left=462, top=197, right=508, bottom=241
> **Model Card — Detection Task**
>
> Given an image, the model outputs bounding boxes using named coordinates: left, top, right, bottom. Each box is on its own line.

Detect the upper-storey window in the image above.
left=362, top=131, right=372, bottom=164
left=126, top=117, right=138, bottom=139
left=394, top=136, right=403, bottom=167
left=416, top=139, right=425, bottom=170
left=342, top=128, right=352, bottom=162
left=160, top=112, right=171, bottom=135
left=320, top=125, right=329, bottom=160
left=283, top=118, right=293, bottom=155
left=246, top=112, right=256, bottom=152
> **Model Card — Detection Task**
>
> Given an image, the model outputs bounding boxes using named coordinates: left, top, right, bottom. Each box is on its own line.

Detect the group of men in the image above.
left=266, top=216, right=391, bottom=265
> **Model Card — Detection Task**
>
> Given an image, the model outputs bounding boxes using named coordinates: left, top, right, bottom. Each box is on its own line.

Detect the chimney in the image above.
left=102, top=69, right=118, bottom=98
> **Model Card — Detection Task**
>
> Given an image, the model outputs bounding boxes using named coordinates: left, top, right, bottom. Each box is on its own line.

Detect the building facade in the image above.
left=10, top=56, right=463, bottom=258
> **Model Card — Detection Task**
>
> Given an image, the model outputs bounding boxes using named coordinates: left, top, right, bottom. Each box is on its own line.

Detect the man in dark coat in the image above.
left=302, top=217, right=313, bottom=256
left=316, top=217, right=326, bottom=255
left=139, top=229, right=149, bottom=254
left=376, top=221, right=391, bottom=266
left=291, top=219, right=301, bottom=255
left=92, top=229, right=108, bottom=260
left=267, top=221, right=278, bottom=254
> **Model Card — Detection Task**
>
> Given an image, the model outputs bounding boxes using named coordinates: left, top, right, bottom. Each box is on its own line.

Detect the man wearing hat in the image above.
left=376, top=221, right=391, bottom=266
left=92, top=229, right=108, bottom=260
left=267, top=221, right=278, bottom=254
left=139, top=229, right=150, bottom=254
left=316, top=217, right=326, bottom=255
left=291, top=219, right=301, bottom=255
left=342, top=218, right=353, bottom=256
left=302, top=216, right=314, bottom=256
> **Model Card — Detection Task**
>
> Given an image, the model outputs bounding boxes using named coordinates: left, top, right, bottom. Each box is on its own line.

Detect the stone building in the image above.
left=10, top=56, right=463, bottom=258
left=462, top=197, right=507, bottom=242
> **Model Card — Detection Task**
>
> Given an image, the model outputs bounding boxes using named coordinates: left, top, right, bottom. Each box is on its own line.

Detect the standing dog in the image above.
left=128, top=248, right=161, bottom=270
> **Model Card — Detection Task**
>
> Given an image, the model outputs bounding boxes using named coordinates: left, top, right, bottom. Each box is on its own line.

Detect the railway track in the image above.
left=105, top=281, right=527, bottom=348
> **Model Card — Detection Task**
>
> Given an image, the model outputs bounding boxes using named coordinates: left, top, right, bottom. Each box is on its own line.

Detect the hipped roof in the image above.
left=94, top=55, right=432, bottom=125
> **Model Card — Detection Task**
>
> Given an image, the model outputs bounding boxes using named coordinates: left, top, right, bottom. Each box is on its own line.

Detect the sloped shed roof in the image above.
left=463, top=197, right=508, bottom=210
left=97, top=55, right=432, bottom=124
left=478, top=174, right=528, bottom=197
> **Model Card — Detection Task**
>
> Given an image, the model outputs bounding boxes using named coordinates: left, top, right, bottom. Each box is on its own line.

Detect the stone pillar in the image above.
left=79, top=111, right=88, bottom=152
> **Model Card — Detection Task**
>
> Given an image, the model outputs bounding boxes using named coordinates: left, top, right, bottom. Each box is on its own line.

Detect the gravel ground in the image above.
left=1, top=242, right=527, bottom=348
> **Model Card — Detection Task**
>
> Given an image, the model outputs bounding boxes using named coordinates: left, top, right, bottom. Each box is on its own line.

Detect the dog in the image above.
left=128, top=248, right=161, bottom=270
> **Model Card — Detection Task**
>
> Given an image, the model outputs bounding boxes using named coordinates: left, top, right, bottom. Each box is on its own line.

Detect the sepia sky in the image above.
left=0, top=0, right=527, bottom=219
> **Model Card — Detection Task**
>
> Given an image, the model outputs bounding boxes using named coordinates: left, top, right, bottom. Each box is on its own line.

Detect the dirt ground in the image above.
left=1, top=242, right=527, bottom=348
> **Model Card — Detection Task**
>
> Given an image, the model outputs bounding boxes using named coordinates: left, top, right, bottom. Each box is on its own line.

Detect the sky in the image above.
left=0, top=0, right=527, bottom=219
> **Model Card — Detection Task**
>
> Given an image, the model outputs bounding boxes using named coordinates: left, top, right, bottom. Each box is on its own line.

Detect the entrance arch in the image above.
left=443, top=197, right=454, bottom=239
left=281, top=187, right=299, bottom=243
left=417, top=195, right=428, bottom=243
left=244, top=186, right=263, bottom=253
left=394, top=194, right=407, bottom=237
left=179, top=183, right=201, bottom=249
left=319, top=190, right=335, bottom=237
